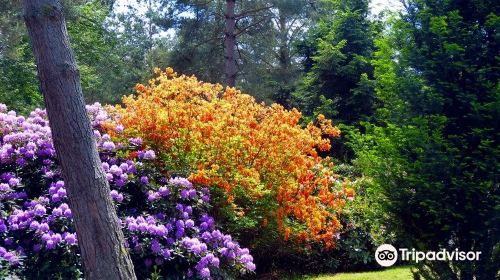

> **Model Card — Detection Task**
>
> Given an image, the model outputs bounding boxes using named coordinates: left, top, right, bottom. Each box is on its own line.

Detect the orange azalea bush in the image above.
left=107, top=68, right=353, bottom=247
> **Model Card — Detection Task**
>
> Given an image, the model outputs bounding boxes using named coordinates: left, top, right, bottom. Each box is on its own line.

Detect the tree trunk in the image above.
left=276, top=12, right=292, bottom=105
left=277, top=13, right=291, bottom=79
left=224, top=0, right=237, bottom=87
left=23, top=1, right=137, bottom=279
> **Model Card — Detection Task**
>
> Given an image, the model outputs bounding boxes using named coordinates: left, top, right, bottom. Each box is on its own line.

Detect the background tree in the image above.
left=162, top=0, right=273, bottom=88
left=23, top=0, right=137, bottom=278
left=353, top=0, right=500, bottom=278
left=236, top=0, right=314, bottom=107
left=0, top=0, right=314, bottom=107
left=293, top=0, right=376, bottom=123
left=0, top=0, right=42, bottom=114
left=1, top=0, right=147, bottom=109
left=293, top=0, right=377, bottom=160
left=165, top=0, right=227, bottom=84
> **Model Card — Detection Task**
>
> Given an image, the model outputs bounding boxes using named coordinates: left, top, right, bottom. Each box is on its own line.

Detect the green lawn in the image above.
left=304, top=266, right=413, bottom=280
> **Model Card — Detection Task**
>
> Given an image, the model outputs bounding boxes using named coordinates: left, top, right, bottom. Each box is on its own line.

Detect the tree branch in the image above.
left=235, top=4, right=273, bottom=20
left=235, top=17, right=267, bottom=37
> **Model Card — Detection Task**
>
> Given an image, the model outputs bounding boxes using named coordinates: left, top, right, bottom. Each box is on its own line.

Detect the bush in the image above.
left=0, top=103, right=255, bottom=279
left=111, top=68, right=354, bottom=252
left=263, top=164, right=387, bottom=276
left=352, top=118, right=500, bottom=279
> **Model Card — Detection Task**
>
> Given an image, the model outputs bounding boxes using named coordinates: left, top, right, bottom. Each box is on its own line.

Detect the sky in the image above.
left=370, top=0, right=404, bottom=15
left=115, top=0, right=404, bottom=16
left=114, top=0, right=147, bottom=14
left=112, top=0, right=404, bottom=38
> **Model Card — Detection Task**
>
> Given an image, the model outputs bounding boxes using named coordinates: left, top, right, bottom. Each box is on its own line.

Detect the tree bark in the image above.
left=224, top=0, right=237, bottom=87
left=23, top=1, right=137, bottom=279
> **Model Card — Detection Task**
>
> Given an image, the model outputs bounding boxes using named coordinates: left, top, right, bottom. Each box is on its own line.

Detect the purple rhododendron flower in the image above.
left=102, top=141, right=116, bottom=151
left=143, top=150, right=156, bottom=160
left=0, top=104, right=255, bottom=279
left=129, top=137, right=143, bottom=146
left=200, top=267, right=210, bottom=278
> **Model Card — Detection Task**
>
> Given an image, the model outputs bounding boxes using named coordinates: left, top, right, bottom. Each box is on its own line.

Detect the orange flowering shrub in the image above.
left=108, top=68, right=354, bottom=247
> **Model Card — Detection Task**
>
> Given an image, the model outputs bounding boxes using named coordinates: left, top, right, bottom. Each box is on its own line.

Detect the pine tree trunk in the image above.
left=224, top=0, right=237, bottom=87
left=23, top=1, right=137, bottom=279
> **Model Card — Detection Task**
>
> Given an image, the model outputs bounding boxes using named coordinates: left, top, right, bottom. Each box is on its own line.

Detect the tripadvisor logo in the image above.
left=375, top=244, right=398, bottom=267
left=375, top=244, right=482, bottom=267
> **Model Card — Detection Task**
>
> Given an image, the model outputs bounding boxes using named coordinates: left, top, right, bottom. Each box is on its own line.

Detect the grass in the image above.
left=302, top=266, right=413, bottom=280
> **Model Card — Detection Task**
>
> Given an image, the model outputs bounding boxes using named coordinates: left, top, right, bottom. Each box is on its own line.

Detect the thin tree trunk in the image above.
left=278, top=13, right=291, bottom=79
left=224, top=0, right=237, bottom=87
left=23, top=1, right=137, bottom=279
left=277, top=12, right=291, bottom=100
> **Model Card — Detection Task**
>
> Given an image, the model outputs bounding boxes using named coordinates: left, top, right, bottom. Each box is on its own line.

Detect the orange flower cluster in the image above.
left=109, top=68, right=353, bottom=246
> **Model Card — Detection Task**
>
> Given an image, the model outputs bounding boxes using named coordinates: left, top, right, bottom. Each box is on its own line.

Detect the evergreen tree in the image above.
left=354, top=1, right=500, bottom=278
left=0, top=0, right=145, bottom=109
left=293, top=0, right=377, bottom=160
left=293, top=0, right=376, bottom=124
left=166, top=0, right=227, bottom=84
left=239, top=0, right=313, bottom=106
left=161, top=0, right=313, bottom=103
left=0, top=0, right=42, bottom=113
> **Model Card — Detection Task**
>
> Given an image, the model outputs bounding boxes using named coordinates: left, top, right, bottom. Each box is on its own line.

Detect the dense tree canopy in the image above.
left=293, top=0, right=377, bottom=125
left=353, top=1, right=499, bottom=279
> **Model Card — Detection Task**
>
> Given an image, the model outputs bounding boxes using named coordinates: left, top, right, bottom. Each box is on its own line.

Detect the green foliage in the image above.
left=0, top=0, right=154, bottom=111
left=21, top=249, right=83, bottom=279
left=293, top=0, right=377, bottom=125
left=0, top=45, right=42, bottom=115
left=292, top=0, right=378, bottom=161
left=313, top=164, right=392, bottom=273
left=67, top=1, right=150, bottom=104
left=0, top=0, right=42, bottom=114
left=353, top=1, right=500, bottom=278
left=166, top=0, right=226, bottom=84
left=238, top=0, right=313, bottom=106
left=162, top=0, right=313, bottom=105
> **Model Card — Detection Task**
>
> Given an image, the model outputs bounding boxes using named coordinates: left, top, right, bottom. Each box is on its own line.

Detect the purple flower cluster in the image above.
left=121, top=178, right=255, bottom=279
left=0, top=103, right=254, bottom=278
